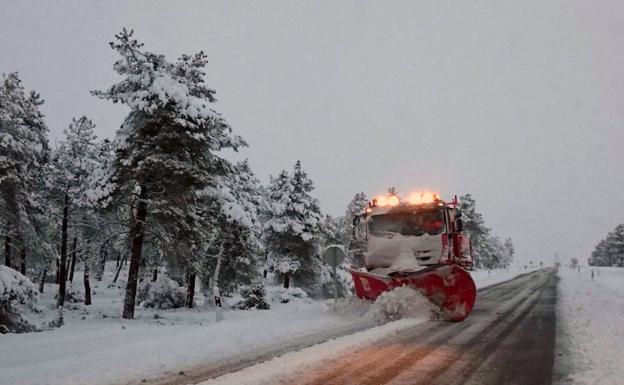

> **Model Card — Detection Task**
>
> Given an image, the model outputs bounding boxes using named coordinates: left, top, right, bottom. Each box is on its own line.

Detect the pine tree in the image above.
left=0, top=72, right=50, bottom=275
left=459, top=194, right=491, bottom=268
left=92, top=29, right=245, bottom=318
left=318, top=214, right=340, bottom=245
left=265, top=161, right=322, bottom=291
left=48, top=116, right=99, bottom=307
left=459, top=194, right=514, bottom=269
left=503, top=238, right=515, bottom=267
left=484, top=235, right=504, bottom=269
left=342, top=192, right=368, bottom=266
left=198, top=160, right=266, bottom=299
left=589, top=224, right=624, bottom=267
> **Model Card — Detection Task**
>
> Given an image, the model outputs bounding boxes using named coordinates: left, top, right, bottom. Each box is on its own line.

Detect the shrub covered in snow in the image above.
left=267, top=286, right=310, bottom=304
left=237, top=281, right=270, bottom=310
left=137, top=275, right=186, bottom=310
left=0, top=266, right=39, bottom=333
left=54, top=284, right=84, bottom=304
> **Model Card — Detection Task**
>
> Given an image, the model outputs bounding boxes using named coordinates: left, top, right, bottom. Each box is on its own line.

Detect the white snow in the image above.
left=471, top=265, right=541, bottom=289
left=197, top=318, right=426, bottom=385
left=0, top=271, right=360, bottom=385
left=556, top=266, right=624, bottom=385
left=0, top=265, right=534, bottom=385
left=363, top=285, right=436, bottom=322
left=0, top=265, right=38, bottom=309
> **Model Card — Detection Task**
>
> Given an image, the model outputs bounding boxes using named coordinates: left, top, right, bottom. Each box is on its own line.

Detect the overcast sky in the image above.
left=1, top=1, right=623, bottom=263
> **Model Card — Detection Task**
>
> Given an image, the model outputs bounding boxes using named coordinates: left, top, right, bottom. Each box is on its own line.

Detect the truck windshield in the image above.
left=368, top=209, right=446, bottom=236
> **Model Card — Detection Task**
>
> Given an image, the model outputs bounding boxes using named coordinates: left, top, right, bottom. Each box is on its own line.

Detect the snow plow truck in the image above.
left=349, top=191, right=476, bottom=321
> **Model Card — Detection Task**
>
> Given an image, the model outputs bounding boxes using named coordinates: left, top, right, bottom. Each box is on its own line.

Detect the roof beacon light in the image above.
left=375, top=196, right=388, bottom=206
left=408, top=192, right=422, bottom=205
left=388, top=195, right=400, bottom=206
left=408, top=191, right=440, bottom=205
left=422, top=191, right=435, bottom=203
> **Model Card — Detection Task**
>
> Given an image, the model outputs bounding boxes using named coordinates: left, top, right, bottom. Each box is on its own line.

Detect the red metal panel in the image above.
left=349, top=265, right=476, bottom=322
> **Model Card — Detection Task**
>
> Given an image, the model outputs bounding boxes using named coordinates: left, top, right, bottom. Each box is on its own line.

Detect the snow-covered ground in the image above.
left=556, top=266, right=624, bottom=385
left=471, top=265, right=540, bottom=289
left=0, top=266, right=534, bottom=385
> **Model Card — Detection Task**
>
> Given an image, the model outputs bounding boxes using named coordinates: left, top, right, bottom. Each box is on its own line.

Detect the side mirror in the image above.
left=456, top=219, right=463, bottom=233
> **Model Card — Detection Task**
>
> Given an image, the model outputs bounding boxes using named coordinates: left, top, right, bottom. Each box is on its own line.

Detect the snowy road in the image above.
left=200, top=269, right=557, bottom=385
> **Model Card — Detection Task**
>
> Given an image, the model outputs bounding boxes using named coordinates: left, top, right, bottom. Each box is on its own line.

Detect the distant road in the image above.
left=289, top=268, right=557, bottom=385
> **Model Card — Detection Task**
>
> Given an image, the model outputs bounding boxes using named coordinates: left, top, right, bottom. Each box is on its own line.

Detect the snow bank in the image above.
left=471, top=266, right=540, bottom=289
left=0, top=265, right=38, bottom=307
left=0, top=265, right=39, bottom=333
left=556, top=267, right=624, bottom=385
left=365, top=286, right=436, bottom=322
left=137, top=275, right=186, bottom=309
left=266, top=286, right=310, bottom=304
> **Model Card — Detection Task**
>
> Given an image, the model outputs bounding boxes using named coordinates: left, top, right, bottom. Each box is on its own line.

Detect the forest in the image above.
left=0, top=29, right=512, bottom=333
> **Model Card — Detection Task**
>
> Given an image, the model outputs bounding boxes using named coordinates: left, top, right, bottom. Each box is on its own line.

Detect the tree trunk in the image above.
left=4, top=235, right=10, bottom=268
left=284, top=272, right=290, bottom=289
left=262, top=247, right=268, bottom=278
left=151, top=267, right=158, bottom=282
left=68, top=237, right=77, bottom=282
left=56, top=259, right=60, bottom=284
left=212, top=245, right=225, bottom=321
left=122, top=189, right=148, bottom=319
left=39, top=269, right=47, bottom=293
left=97, top=245, right=107, bottom=281
left=57, top=194, right=69, bottom=308
left=20, top=248, right=26, bottom=275
left=113, top=254, right=126, bottom=283
left=84, top=261, right=91, bottom=305
left=116, top=251, right=120, bottom=268
left=186, top=272, right=196, bottom=308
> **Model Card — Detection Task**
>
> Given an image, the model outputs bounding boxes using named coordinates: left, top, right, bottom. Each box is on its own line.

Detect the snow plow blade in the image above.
left=349, top=265, right=477, bottom=322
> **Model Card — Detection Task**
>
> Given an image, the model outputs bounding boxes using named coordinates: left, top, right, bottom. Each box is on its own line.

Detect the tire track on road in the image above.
left=296, top=269, right=554, bottom=385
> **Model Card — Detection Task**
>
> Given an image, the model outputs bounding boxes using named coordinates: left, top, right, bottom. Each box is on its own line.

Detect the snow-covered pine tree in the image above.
left=459, top=194, right=495, bottom=268
left=48, top=116, right=99, bottom=307
left=589, top=223, right=624, bottom=267
left=485, top=235, right=504, bottom=269
left=605, top=224, right=624, bottom=267
left=92, top=29, right=245, bottom=319
left=318, top=214, right=340, bottom=245
left=0, top=72, right=50, bottom=277
left=503, top=237, right=515, bottom=267
left=265, top=161, right=322, bottom=291
left=198, top=160, right=265, bottom=300
left=342, top=192, right=368, bottom=266
left=589, top=239, right=607, bottom=266
left=459, top=194, right=513, bottom=269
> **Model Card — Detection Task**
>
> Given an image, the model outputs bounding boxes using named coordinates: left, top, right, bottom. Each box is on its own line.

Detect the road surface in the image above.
left=138, top=269, right=557, bottom=385
left=289, top=268, right=557, bottom=385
